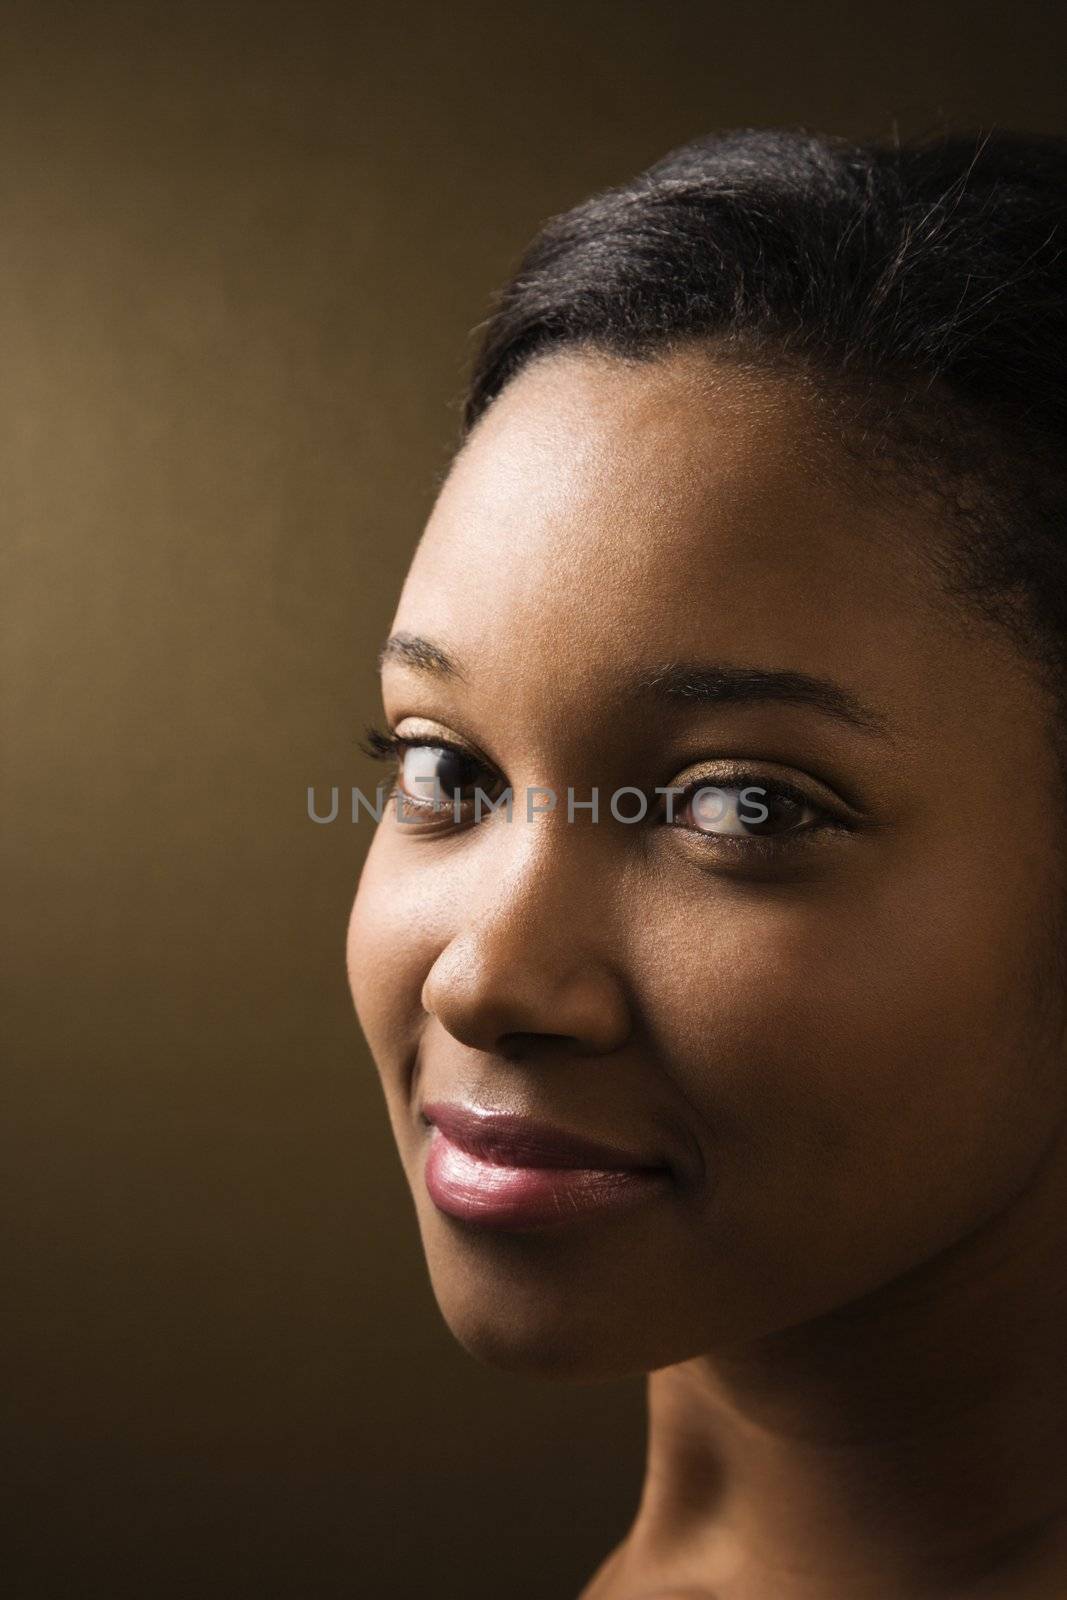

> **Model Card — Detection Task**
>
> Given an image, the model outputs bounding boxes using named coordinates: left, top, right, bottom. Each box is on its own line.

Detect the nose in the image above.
left=420, top=841, right=633, bottom=1058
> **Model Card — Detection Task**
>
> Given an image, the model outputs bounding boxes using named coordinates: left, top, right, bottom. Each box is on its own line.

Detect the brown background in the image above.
left=3, top=3, right=1065, bottom=1595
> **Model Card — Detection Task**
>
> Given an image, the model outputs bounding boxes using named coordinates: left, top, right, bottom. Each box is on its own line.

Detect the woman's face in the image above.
left=347, top=347, right=1067, bottom=1379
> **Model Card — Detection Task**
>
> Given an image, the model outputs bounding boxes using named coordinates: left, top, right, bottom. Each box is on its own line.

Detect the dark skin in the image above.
left=347, top=347, right=1067, bottom=1598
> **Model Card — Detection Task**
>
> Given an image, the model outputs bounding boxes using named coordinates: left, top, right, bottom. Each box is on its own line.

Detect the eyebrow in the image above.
left=379, top=631, right=465, bottom=680
left=378, top=631, right=894, bottom=740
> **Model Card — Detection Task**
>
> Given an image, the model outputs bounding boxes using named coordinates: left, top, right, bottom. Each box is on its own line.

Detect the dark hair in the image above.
left=457, top=127, right=1067, bottom=760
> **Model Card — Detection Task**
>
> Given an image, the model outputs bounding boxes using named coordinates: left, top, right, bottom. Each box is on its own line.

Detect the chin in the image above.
left=436, top=1290, right=649, bottom=1383
left=408, top=1176, right=829, bottom=1373
left=416, top=1225, right=656, bottom=1381
left=419, top=1232, right=714, bottom=1383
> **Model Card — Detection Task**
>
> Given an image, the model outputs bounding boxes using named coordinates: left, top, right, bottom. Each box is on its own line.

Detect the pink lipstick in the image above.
left=421, top=1101, right=673, bottom=1231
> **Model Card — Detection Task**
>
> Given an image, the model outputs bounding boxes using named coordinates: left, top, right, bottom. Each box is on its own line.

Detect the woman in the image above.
left=346, top=127, right=1067, bottom=1598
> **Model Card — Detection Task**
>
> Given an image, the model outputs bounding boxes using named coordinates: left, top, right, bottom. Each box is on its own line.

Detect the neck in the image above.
left=620, top=1121, right=1067, bottom=1599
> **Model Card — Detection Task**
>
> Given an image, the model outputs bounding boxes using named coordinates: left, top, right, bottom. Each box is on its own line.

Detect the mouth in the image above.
left=419, top=1100, right=674, bottom=1231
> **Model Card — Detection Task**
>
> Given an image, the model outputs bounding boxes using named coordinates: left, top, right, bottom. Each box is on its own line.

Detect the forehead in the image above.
left=393, top=350, right=977, bottom=710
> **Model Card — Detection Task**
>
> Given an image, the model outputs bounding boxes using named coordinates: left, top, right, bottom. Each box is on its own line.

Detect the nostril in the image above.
left=499, top=1031, right=562, bottom=1060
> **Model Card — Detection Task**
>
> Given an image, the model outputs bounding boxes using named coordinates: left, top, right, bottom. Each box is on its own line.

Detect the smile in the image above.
left=420, top=1102, right=674, bottom=1231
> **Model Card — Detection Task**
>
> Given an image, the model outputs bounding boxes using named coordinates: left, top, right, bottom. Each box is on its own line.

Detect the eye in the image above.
left=397, top=740, right=487, bottom=809
left=359, top=724, right=501, bottom=816
left=667, top=772, right=841, bottom=845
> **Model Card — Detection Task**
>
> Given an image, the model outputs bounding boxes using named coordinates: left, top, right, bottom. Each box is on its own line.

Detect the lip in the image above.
left=420, top=1101, right=673, bottom=1231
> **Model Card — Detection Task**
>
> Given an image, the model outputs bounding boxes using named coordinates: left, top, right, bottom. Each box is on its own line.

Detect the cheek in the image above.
left=346, top=835, right=442, bottom=1093
left=641, top=863, right=1062, bottom=1304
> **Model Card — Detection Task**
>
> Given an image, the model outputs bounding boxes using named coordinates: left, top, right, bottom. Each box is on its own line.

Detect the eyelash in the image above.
left=359, top=723, right=847, bottom=851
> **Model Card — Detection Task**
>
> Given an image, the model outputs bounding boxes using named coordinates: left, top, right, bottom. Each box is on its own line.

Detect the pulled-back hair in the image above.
left=457, top=127, right=1067, bottom=756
